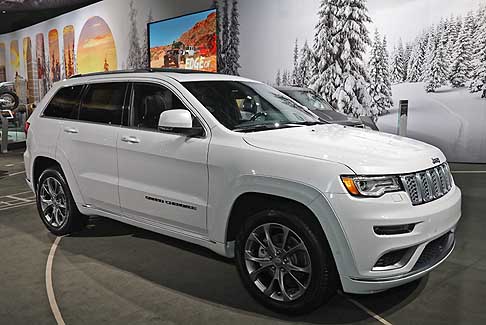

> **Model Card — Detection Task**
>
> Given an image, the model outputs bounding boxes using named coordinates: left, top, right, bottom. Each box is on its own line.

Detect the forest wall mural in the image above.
left=0, top=0, right=484, bottom=163
left=77, top=16, right=117, bottom=74
left=63, top=25, right=75, bottom=78
left=234, top=0, right=486, bottom=163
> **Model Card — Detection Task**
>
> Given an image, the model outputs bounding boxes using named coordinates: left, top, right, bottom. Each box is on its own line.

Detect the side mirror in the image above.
left=158, top=109, right=204, bottom=137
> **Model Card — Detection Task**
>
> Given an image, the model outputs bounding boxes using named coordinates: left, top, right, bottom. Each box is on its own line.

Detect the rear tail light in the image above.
left=24, top=121, right=30, bottom=135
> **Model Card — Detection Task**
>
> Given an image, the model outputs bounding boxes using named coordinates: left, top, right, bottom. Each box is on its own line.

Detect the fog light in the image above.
left=373, top=246, right=417, bottom=271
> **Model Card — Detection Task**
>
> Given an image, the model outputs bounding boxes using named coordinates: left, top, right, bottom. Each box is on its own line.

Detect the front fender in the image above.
left=208, top=175, right=354, bottom=278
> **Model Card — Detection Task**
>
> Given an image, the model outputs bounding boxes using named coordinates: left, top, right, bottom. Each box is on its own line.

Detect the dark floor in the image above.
left=0, top=149, right=485, bottom=324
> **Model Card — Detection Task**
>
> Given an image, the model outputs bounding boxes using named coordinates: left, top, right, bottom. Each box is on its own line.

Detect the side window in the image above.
left=43, top=85, right=83, bottom=119
left=79, top=83, right=127, bottom=125
left=131, top=83, right=194, bottom=130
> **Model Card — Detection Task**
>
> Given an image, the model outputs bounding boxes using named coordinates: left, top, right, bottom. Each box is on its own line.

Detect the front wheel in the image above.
left=36, top=167, right=87, bottom=236
left=235, top=208, right=338, bottom=315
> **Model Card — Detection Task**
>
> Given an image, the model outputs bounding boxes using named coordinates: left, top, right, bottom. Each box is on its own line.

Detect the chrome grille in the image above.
left=401, top=163, right=453, bottom=206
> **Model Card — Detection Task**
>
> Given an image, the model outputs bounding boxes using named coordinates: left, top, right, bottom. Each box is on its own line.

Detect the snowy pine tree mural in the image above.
left=225, top=0, right=241, bottom=75
left=234, top=0, right=486, bottom=163
left=423, top=27, right=448, bottom=92
left=127, top=0, right=143, bottom=69
left=292, top=39, right=299, bottom=85
left=282, top=70, right=290, bottom=86
left=297, top=40, right=314, bottom=87
left=446, top=16, right=461, bottom=62
left=219, top=0, right=231, bottom=74
left=450, top=19, right=473, bottom=87
left=216, top=0, right=240, bottom=75
left=407, top=33, right=427, bottom=82
left=391, top=40, right=405, bottom=83
left=470, top=6, right=486, bottom=95
left=403, top=42, right=412, bottom=81
left=368, top=30, right=393, bottom=115
left=214, top=0, right=225, bottom=73
left=275, top=69, right=281, bottom=86
left=141, top=9, right=154, bottom=69
left=310, top=0, right=374, bottom=118
left=381, top=36, right=392, bottom=92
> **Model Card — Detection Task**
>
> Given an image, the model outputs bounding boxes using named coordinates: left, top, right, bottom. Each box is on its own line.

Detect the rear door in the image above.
left=116, top=81, right=210, bottom=235
left=37, top=84, right=84, bottom=163
left=57, top=81, right=129, bottom=213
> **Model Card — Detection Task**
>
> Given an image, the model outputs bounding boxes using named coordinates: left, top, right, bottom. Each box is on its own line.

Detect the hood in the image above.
left=243, top=124, right=446, bottom=175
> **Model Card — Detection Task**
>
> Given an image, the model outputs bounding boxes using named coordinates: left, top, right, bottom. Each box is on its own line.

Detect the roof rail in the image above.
left=148, top=68, right=216, bottom=74
left=69, top=68, right=217, bottom=79
left=69, top=69, right=149, bottom=79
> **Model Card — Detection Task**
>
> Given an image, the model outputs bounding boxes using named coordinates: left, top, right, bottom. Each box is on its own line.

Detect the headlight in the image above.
left=341, top=175, right=402, bottom=197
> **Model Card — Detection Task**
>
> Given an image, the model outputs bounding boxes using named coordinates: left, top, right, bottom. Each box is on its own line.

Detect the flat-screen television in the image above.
left=148, top=9, right=217, bottom=72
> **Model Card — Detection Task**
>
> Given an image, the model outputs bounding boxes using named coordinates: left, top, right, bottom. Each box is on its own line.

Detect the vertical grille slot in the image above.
left=400, top=163, right=453, bottom=206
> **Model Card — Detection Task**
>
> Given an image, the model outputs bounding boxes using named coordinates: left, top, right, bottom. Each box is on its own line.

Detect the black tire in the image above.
left=36, top=167, right=87, bottom=236
left=235, top=207, right=339, bottom=315
left=0, top=91, right=19, bottom=110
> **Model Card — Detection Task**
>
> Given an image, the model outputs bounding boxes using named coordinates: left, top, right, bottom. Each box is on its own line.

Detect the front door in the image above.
left=117, top=82, right=209, bottom=235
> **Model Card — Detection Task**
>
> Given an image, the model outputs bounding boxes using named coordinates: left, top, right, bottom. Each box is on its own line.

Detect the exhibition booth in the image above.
left=0, top=0, right=485, bottom=323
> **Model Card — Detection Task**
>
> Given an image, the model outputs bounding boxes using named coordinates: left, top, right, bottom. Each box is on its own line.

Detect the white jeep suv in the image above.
left=24, top=70, right=461, bottom=314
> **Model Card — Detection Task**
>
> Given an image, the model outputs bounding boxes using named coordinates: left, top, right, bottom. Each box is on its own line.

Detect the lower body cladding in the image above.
left=325, top=185, right=461, bottom=294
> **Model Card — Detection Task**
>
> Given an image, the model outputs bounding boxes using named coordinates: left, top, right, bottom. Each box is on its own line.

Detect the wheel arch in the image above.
left=32, top=156, right=61, bottom=191
left=216, top=175, right=356, bottom=279
left=226, top=192, right=324, bottom=243
left=32, top=154, right=85, bottom=207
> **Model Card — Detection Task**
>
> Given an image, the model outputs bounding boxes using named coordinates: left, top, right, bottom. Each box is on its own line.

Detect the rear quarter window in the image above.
left=43, top=85, right=84, bottom=119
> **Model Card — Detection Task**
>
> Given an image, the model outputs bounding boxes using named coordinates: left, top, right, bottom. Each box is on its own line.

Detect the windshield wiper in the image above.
left=280, top=121, right=328, bottom=126
left=233, top=123, right=299, bottom=133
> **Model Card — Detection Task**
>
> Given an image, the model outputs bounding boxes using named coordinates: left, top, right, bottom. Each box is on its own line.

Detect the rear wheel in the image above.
left=36, top=167, right=87, bottom=236
left=235, top=208, right=338, bottom=315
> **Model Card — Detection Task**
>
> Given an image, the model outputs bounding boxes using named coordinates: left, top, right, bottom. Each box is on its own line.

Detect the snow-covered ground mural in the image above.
left=378, top=83, right=486, bottom=162
left=236, top=0, right=486, bottom=163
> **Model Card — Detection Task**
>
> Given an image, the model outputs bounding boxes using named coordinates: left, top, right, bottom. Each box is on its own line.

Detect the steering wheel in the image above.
left=249, top=111, right=268, bottom=121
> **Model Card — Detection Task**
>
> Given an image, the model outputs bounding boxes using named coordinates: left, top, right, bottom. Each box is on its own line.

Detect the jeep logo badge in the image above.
left=432, top=157, right=440, bottom=164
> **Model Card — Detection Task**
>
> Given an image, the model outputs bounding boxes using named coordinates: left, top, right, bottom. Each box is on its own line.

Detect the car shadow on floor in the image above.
left=62, top=216, right=426, bottom=324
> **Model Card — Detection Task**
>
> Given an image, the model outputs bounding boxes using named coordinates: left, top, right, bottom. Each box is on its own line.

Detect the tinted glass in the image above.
left=131, top=83, right=188, bottom=130
left=43, top=85, right=83, bottom=119
left=285, top=90, right=334, bottom=111
left=283, top=89, right=351, bottom=122
left=182, top=81, right=318, bottom=131
left=79, top=83, right=127, bottom=125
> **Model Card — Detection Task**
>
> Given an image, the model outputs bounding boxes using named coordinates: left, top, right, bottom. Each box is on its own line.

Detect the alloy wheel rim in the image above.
left=39, top=177, right=68, bottom=228
left=244, top=223, right=312, bottom=302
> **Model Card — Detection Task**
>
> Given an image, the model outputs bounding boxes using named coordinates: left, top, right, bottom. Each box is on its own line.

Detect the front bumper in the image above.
left=326, top=185, right=461, bottom=294
left=341, top=229, right=455, bottom=294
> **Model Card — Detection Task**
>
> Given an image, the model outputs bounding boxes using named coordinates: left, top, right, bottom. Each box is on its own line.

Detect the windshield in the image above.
left=182, top=81, right=320, bottom=132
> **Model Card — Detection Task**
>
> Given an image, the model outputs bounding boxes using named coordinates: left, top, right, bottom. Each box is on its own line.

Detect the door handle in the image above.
left=121, top=136, right=140, bottom=144
left=63, top=127, right=78, bottom=134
